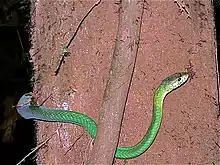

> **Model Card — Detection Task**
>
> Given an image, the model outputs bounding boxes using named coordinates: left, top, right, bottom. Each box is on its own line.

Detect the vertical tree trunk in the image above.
left=87, top=1, right=144, bottom=164
left=30, top=0, right=219, bottom=164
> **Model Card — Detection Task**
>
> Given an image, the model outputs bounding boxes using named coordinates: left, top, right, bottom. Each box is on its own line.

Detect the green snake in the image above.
left=16, top=72, right=189, bottom=159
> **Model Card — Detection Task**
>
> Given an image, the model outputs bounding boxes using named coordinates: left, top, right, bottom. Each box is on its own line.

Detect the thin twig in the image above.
left=55, top=0, right=102, bottom=75
left=17, top=29, right=24, bottom=52
left=39, top=93, right=52, bottom=106
left=174, top=0, right=191, bottom=18
left=64, top=131, right=86, bottom=156
left=215, top=142, right=220, bottom=149
left=16, top=131, right=57, bottom=165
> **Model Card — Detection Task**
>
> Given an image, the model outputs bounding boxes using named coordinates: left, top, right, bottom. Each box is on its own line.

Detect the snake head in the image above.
left=16, top=93, right=33, bottom=119
left=161, top=72, right=189, bottom=94
left=17, top=93, right=33, bottom=108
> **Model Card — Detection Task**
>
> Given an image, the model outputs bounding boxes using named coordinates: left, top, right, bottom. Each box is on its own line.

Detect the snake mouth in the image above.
left=17, top=93, right=33, bottom=108
left=23, top=92, right=33, bottom=97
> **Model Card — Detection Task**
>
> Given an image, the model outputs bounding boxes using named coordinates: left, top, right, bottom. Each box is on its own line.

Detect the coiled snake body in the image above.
left=16, top=72, right=189, bottom=159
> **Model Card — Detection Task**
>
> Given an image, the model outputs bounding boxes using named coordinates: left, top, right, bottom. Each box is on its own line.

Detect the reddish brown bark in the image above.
left=31, top=0, right=219, bottom=164
left=86, top=1, right=144, bottom=164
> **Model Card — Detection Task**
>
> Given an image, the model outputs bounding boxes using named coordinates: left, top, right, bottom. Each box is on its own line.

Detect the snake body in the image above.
left=17, top=72, right=189, bottom=159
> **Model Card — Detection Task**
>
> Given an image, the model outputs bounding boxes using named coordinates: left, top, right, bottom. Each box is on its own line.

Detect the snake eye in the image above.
left=178, top=77, right=181, bottom=81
